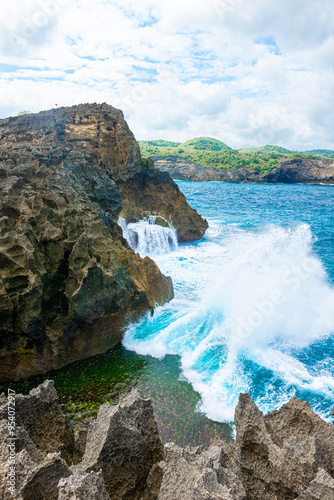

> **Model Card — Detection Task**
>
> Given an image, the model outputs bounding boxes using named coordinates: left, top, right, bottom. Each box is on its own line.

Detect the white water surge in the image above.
left=118, top=217, right=178, bottom=257
left=123, top=220, right=334, bottom=422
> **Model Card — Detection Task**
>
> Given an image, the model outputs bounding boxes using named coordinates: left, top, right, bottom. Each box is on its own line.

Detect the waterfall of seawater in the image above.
left=118, top=217, right=178, bottom=256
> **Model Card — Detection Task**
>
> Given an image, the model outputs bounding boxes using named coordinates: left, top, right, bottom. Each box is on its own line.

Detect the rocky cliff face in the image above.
left=154, top=156, right=264, bottom=183
left=1, top=383, right=333, bottom=499
left=0, top=105, right=207, bottom=240
left=265, top=157, right=334, bottom=184
left=0, top=103, right=208, bottom=380
left=154, top=155, right=334, bottom=184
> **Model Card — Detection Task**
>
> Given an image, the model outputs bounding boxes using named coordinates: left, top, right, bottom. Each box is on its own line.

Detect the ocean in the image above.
left=122, top=181, right=334, bottom=423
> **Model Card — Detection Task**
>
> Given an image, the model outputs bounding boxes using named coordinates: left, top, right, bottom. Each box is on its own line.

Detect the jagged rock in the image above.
left=13, top=380, right=74, bottom=465
left=1, top=450, right=71, bottom=500
left=20, top=452, right=71, bottom=500
left=76, top=388, right=163, bottom=499
left=264, top=397, right=334, bottom=476
left=139, top=463, right=164, bottom=500
left=0, top=113, right=175, bottom=380
left=0, top=104, right=207, bottom=242
left=0, top=419, right=45, bottom=465
left=1, top=449, right=37, bottom=499
left=157, top=443, right=246, bottom=500
left=234, top=393, right=334, bottom=500
left=72, top=429, right=88, bottom=466
left=58, top=469, right=110, bottom=499
left=296, top=469, right=334, bottom=499
left=0, top=420, right=46, bottom=499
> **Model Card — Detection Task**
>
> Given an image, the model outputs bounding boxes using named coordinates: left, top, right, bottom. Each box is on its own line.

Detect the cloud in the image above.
left=0, top=0, right=333, bottom=150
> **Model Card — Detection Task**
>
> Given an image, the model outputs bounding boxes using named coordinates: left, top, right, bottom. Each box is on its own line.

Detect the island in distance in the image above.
left=139, top=137, right=334, bottom=184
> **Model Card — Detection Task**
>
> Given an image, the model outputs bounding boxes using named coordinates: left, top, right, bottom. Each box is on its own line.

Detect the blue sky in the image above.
left=1, top=0, right=334, bottom=150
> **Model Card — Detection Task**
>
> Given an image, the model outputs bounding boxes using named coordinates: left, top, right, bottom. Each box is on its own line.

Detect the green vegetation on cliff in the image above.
left=139, top=137, right=334, bottom=173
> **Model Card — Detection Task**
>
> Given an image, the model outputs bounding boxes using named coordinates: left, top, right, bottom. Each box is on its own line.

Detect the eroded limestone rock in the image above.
left=0, top=126, right=174, bottom=380
left=58, top=469, right=110, bottom=499
left=296, top=469, right=334, bottom=499
left=76, top=388, right=163, bottom=499
left=12, top=381, right=74, bottom=465
left=157, top=443, right=246, bottom=500
left=233, top=393, right=334, bottom=500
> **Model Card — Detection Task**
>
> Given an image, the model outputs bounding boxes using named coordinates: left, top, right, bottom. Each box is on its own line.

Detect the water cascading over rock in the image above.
left=118, top=218, right=178, bottom=256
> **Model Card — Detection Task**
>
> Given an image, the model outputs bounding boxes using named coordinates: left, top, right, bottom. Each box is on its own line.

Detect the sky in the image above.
left=1, top=0, right=334, bottom=150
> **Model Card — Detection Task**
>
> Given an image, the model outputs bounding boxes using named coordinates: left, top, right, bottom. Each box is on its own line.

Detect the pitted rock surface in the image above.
left=0, top=108, right=176, bottom=380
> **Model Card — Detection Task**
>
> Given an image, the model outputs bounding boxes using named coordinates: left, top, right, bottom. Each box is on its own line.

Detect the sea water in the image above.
left=121, top=182, right=334, bottom=423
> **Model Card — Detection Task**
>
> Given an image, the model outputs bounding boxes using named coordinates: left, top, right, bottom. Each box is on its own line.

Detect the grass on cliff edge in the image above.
left=139, top=137, right=334, bottom=173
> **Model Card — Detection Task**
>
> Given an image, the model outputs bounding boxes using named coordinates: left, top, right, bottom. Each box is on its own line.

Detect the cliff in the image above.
left=0, top=104, right=207, bottom=381
left=0, top=105, right=207, bottom=241
left=265, top=157, right=334, bottom=183
left=154, top=156, right=264, bottom=183
left=1, top=382, right=333, bottom=499
left=154, top=155, right=334, bottom=184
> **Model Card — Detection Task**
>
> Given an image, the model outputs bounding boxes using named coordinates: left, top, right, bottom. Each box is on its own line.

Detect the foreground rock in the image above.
left=75, top=388, right=164, bottom=499
left=157, top=443, right=246, bottom=500
left=58, top=470, right=110, bottom=500
left=1, top=382, right=333, bottom=499
left=0, top=103, right=199, bottom=380
left=15, top=381, right=74, bottom=465
left=154, top=155, right=334, bottom=184
left=231, top=394, right=334, bottom=500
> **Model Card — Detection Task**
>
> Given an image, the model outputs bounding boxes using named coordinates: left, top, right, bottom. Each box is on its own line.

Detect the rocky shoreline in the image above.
left=0, top=380, right=333, bottom=499
left=154, top=156, right=334, bottom=184
left=0, top=104, right=208, bottom=381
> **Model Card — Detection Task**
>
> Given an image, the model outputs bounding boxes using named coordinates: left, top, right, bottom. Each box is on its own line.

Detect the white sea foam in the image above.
left=123, top=220, right=334, bottom=422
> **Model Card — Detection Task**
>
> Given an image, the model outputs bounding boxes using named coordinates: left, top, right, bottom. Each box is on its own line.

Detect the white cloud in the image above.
left=0, top=0, right=333, bottom=150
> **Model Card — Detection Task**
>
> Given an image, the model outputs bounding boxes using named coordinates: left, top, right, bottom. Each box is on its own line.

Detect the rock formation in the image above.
left=58, top=470, right=110, bottom=500
left=1, top=382, right=333, bottom=499
left=75, top=388, right=164, bottom=499
left=153, top=155, right=334, bottom=184
left=153, top=156, right=264, bottom=183
left=12, top=381, right=74, bottom=465
left=0, top=103, right=209, bottom=380
left=264, top=157, right=334, bottom=184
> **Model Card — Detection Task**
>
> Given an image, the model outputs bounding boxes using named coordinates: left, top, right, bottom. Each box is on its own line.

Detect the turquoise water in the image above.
left=123, top=182, right=334, bottom=422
